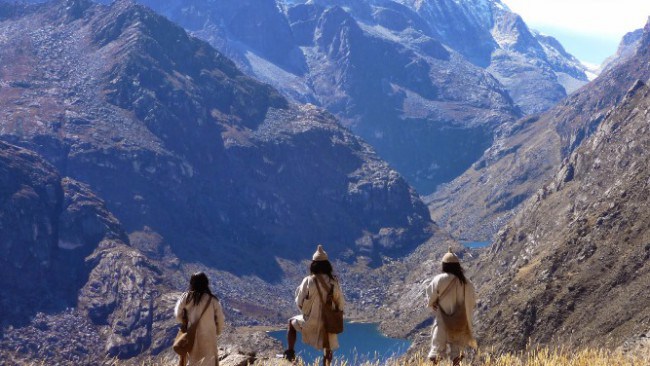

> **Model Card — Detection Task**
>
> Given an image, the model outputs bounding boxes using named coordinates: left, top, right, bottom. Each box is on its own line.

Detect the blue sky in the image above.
left=502, top=0, right=650, bottom=66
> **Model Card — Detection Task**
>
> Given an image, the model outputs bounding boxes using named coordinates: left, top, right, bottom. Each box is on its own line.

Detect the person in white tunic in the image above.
left=174, top=272, right=226, bottom=366
left=283, top=245, right=345, bottom=366
left=425, top=248, right=477, bottom=366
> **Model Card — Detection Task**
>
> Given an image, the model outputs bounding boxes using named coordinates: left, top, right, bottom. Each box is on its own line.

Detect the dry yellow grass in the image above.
left=7, top=346, right=650, bottom=366
left=378, top=348, right=650, bottom=366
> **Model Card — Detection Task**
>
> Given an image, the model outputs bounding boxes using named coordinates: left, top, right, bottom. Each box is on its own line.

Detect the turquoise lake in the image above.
left=268, top=321, right=411, bottom=364
left=462, top=241, right=490, bottom=249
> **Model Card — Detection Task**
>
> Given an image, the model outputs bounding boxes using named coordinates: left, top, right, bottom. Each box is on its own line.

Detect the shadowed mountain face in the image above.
left=0, top=141, right=166, bottom=359
left=430, top=19, right=650, bottom=241
left=0, top=141, right=102, bottom=326
left=475, top=80, right=650, bottom=352
left=122, top=0, right=520, bottom=194
left=0, top=0, right=432, bottom=279
left=100, top=0, right=588, bottom=194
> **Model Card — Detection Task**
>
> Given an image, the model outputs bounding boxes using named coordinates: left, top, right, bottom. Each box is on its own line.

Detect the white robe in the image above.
left=290, top=274, right=345, bottom=350
left=175, top=292, right=226, bottom=366
left=425, top=273, right=477, bottom=359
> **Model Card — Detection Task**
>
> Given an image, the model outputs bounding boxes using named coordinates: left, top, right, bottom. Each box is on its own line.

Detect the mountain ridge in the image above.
left=101, top=0, right=588, bottom=195
left=429, top=18, right=650, bottom=241
left=474, top=78, right=650, bottom=352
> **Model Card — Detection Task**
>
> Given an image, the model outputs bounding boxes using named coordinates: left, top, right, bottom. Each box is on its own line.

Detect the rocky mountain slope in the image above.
left=371, top=79, right=650, bottom=355
left=0, top=0, right=432, bottom=275
left=0, top=141, right=169, bottom=361
left=474, top=78, right=650, bottom=352
left=381, top=19, right=650, bottom=353
left=601, top=27, right=645, bottom=73
left=95, top=0, right=587, bottom=194
left=430, top=18, right=650, bottom=241
left=122, top=0, right=519, bottom=194
left=400, top=0, right=588, bottom=113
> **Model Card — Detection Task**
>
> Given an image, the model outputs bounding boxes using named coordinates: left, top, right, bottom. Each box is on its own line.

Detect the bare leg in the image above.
left=323, top=349, right=333, bottom=366
left=283, top=321, right=297, bottom=362
left=287, top=321, right=297, bottom=351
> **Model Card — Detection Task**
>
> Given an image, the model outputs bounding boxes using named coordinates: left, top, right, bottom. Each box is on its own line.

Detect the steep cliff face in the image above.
left=0, top=141, right=120, bottom=325
left=430, top=19, right=650, bottom=241
left=601, top=27, right=645, bottom=73
left=299, top=4, right=518, bottom=194
left=400, top=0, right=589, bottom=113
left=136, top=0, right=307, bottom=76
left=474, top=80, right=650, bottom=352
left=0, top=141, right=166, bottom=360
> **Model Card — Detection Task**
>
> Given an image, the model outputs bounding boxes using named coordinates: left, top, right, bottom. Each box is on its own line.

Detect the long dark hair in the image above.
left=186, top=272, right=218, bottom=305
left=442, top=262, right=467, bottom=285
left=310, top=260, right=335, bottom=281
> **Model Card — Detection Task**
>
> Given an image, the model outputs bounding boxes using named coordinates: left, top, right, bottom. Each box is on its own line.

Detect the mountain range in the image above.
left=88, top=0, right=590, bottom=194
left=0, top=0, right=432, bottom=273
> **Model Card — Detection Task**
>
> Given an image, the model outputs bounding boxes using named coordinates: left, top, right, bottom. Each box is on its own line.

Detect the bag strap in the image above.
left=437, top=277, right=459, bottom=303
left=313, top=275, right=327, bottom=307
left=187, top=294, right=212, bottom=334
left=314, top=276, right=338, bottom=309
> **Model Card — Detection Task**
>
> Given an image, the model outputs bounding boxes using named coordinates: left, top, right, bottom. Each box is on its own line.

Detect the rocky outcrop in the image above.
left=430, top=18, right=650, bottom=241
left=601, top=27, right=645, bottom=73
left=80, top=240, right=161, bottom=357
left=0, top=141, right=123, bottom=326
left=0, top=140, right=170, bottom=361
left=474, top=80, right=650, bottom=351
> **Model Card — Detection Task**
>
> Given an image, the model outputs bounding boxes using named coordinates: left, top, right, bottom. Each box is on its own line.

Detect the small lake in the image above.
left=462, top=241, right=490, bottom=249
left=268, top=321, right=411, bottom=364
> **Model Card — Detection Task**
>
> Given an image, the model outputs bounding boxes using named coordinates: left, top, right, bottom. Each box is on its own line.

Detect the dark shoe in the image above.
left=283, top=349, right=296, bottom=362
